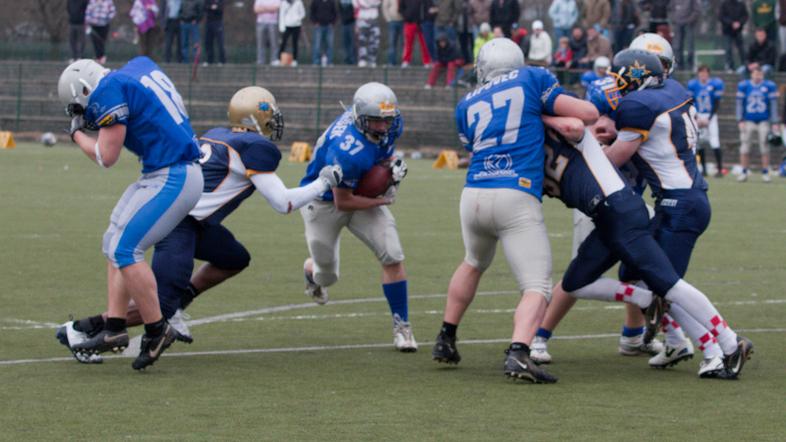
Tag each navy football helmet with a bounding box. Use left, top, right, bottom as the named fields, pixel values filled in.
left=605, top=49, right=665, bottom=110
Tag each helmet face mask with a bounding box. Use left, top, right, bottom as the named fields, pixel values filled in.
left=228, top=86, right=285, bottom=141
left=352, top=82, right=399, bottom=143
left=606, top=49, right=665, bottom=110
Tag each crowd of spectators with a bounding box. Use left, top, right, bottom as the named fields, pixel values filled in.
left=62, top=0, right=786, bottom=79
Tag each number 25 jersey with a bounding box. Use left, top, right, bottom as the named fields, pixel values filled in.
left=84, top=56, right=201, bottom=173
left=455, top=67, right=564, bottom=200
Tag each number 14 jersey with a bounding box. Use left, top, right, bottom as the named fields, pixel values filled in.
left=84, top=56, right=200, bottom=173
left=455, top=67, right=564, bottom=200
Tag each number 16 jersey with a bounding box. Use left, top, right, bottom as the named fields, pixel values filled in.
left=84, top=56, right=201, bottom=173
left=455, top=67, right=564, bottom=200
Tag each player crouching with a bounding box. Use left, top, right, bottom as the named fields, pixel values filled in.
left=298, top=82, right=417, bottom=352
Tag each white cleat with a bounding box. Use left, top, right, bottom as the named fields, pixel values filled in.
left=649, top=339, right=694, bottom=368
left=762, top=172, right=772, bottom=183
left=737, top=172, right=748, bottom=182
left=619, top=335, right=664, bottom=356
left=56, top=321, right=103, bottom=364
left=698, top=355, right=726, bottom=378
left=529, top=336, right=552, bottom=364
left=303, top=258, right=328, bottom=305
left=392, top=314, right=418, bottom=352
left=169, top=309, right=193, bottom=343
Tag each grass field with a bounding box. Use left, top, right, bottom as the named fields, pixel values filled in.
left=1, top=143, right=785, bottom=441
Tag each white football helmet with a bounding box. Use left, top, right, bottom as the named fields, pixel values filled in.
left=475, top=38, right=525, bottom=85
left=593, top=56, right=610, bottom=76
left=58, top=59, right=109, bottom=114
left=352, top=82, right=399, bottom=142
left=630, top=33, right=675, bottom=76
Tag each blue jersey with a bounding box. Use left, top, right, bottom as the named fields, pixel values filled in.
left=300, top=111, right=399, bottom=201
left=191, top=127, right=282, bottom=225
left=585, top=76, right=618, bottom=118
left=84, top=56, right=200, bottom=173
left=580, top=70, right=603, bottom=90
left=456, top=67, right=564, bottom=199
left=736, top=79, right=779, bottom=123
left=614, top=79, right=707, bottom=196
left=686, top=77, right=724, bottom=116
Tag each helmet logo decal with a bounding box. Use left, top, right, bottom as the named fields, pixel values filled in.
left=626, top=61, right=650, bottom=85
left=378, top=101, right=397, bottom=117
left=258, top=102, right=271, bottom=111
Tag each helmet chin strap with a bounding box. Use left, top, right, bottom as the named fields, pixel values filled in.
left=248, top=114, right=264, bottom=135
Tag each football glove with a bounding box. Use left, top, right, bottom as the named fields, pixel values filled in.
left=382, top=182, right=397, bottom=205
left=319, top=164, right=343, bottom=188
left=390, top=157, right=408, bottom=184
left=68, top=115, right=85, bottom=141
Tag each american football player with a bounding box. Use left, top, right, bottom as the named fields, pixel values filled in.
left=58, top=57, right=204, bottom=370
left=431, top=38, right=599, bottom=383
left=736, top=65, right=780, bottom=182
left=58, top=86, right=343, bottom=364
left=298, top=82, right=417, bottom=352
left=687, top=65, right=725, bottom=177
left=580, top=56, right=611, bottom=91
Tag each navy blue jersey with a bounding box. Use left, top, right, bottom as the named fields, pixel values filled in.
left=543, top=131, right=627, bottom=215
left=686, top=77, right=724, bottom=116
left=83, top=56, right=200, bottom=172
left=456, top=67, right=564, bottom=200
left=736, top=79, right=779, bottom=123
left=191, top=127, right=282, bottom=225
left=300, top=111, right=399, bottom=201
left=614, top=79, right=707, bottom=196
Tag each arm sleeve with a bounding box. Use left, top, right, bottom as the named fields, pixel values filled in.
left=769, top=84, right=780, bottom=123
left=250, top=173, right=329, bottom=214
left=539, top=68, right=564, bottom=115
left=326, top=148, right=363, bottom=189
left=614, top=98, right=656, bottom=141
left=86, top=79, right=130, bottom=128
left=736, top=83, right=744, bottom=121
left=239, top=139, right=282, bottom=176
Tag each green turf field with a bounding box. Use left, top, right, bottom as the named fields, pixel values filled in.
left=1, top=143, right=785, bottom=441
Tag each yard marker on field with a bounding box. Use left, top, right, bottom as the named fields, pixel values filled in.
left=0, top=131, right=16, bottom=148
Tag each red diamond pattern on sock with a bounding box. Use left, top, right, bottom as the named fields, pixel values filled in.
left=614, top=285, right=635, bottom=302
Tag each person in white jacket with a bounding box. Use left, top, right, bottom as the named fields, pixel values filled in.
left=548, top=0, right=578, bottom=40
left=528, top=20, right=552, bottom=66
left=355, top=0, right=382, bottom=66
left=278, top=0, right=305, bottom=65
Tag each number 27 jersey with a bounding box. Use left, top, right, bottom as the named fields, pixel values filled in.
left=455, top=67, right=564, bottom=200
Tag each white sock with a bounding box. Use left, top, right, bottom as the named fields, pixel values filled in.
left=660, top=314, right=688, bottom=347
left=571, top=278, right=652, bottom=308
left=664, top=279, right=738, bottom=355
left=668, top=303, right=724, bottom=358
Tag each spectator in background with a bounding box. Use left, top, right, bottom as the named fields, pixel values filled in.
left=720, top=0, right=748, bottom=71
left=752, top=0, right=777, bottom=43
left=553, top=36, right=573, bottom=67
left=179, top=0, right=203, bottom=63
left=581, top=0, right=609, bottom=32
left=568, top=25, right=587, bottom=68
left=67, top=0, right=88, bottom=62
left=670, top=0, right=700, bottom=71
left=456, top=0, right=473, bottom=62
left=425, top=32, right=464, bottom=87
left=203, top=0, right=226, bottom=65
left=162, top=0, right=182, bottom=63
left=580, top=55, right=609, bottom=89
left=355, top=0, right=382, bottom=66
left=278, top=0, right=305, bottom=65
left=339, top=0, right=356, bottom=65
left=473, top=22, right=493, bottom=60
left=310, top=0, right=337, bottom=65
left=383, top=0, right=404, bottom=65
left=580, top=25, right=611, bottom=68
left=131, top=0, right=160, bottom=58
left=400, top=0, right=432, bottom=67
left=608, top=0, right=637, bottom=53
left=527, top=20, right=552, bottom=66
left=548, top=0, right=579, bottom=41
left=736, top=65, right=780, bottom=182
left=423, top=0, right=438, bottom=59
left=435, top=0, right=461, bottom=44
left=85, top=0, right=116, bottom=64
left=641, top=0, right=669, bottom=37
left=469, top=0, right=492, bottom=38
left=489, top=0, right=520, bottom=37
left=779, top=0, right=786, bottom=55
left=741, top=27, right=777, bottom=76
left=255, top=0, right=280, bottom=65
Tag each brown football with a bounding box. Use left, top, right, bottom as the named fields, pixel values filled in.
left=354, top=165, right=393, bottom=198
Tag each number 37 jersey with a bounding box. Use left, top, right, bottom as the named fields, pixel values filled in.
left=84, top=56, right=200, bottom=173
left=455, top=67, right=564, bottom=200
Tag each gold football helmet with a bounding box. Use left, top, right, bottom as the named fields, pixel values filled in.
left=228, top=86, right=284, bottom=140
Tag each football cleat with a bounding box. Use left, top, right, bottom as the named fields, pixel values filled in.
left=71, top=328, right=129, bottom=355
left=643, top=296, right=667, bottom=345
left=698, top=356, right=727, bottom=379
left=55, top=321, right=103, bottom=364
left=722, top=336, right=754, bottom=379
left=131, top=324, right=181, bottom=370
left=169, top=309, right=193, bottom=344
left=619, top=335, right=664, bottom=356
left=303, top=260, right=328, bottom=305
left=762, top=172, right=772, bottom=183
left=392, top=314, right=418, bottom=352
left=432, top=332, right=461, bottom=364
left=737, top=172, right=748, bottom=182
left=648, top=338, right=694, bottom=369
left=503, top=349, right=558, bottom=383
left=529, top=336, right=552, bottom=365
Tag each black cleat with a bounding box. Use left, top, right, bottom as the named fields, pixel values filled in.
left=643, top=296, right=667, bottom=345
left=132, top=324, right=180, bottom=370
left=432, top=333, right=461, bottom=365
left=722, top=336, right=754, bottom=379
left=71, top=329, right=129, bottom=355
left=503, top=349, right=558, bottom=383
left=55, top=321, right=104, bottom=364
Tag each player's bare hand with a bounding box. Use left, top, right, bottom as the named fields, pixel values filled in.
left=390, top=157, right=408, bottom=184
left=319, top=165, right=343, bottom=188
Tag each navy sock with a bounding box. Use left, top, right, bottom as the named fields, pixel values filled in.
left=180, top=283, right=199, bottom=310
left=144, top=318, right=166, bottom=337
left=509, top=342, right=530, bottom=354
left=535, top=328, right=552, bottom=340
left=441, top=322, right=457, bottom=338
left=382, top=280, right=408, bottom=322
left=621, top=325, right=645, bottom=338
left=105, top=317, right=126, bottom=333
